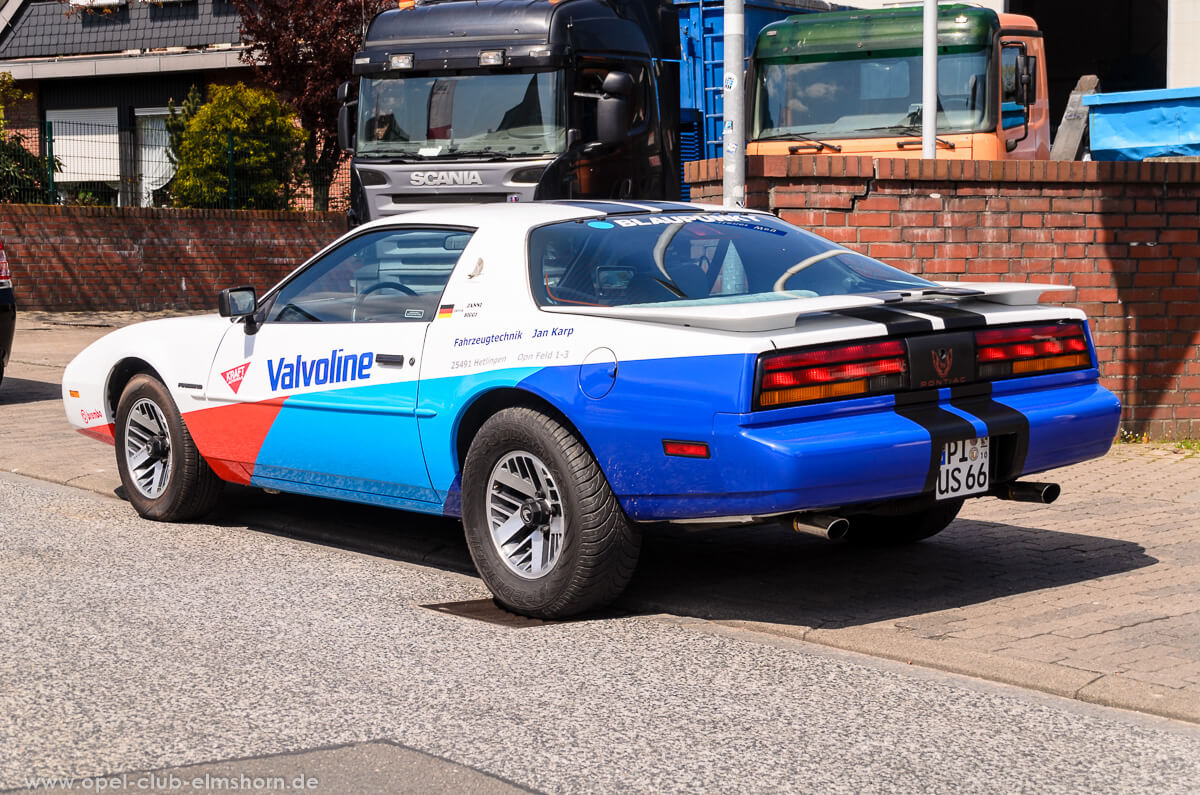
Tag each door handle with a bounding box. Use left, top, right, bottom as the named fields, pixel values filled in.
left=376, top=354, right=406, bottom=367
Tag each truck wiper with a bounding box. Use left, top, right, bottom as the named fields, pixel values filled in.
left=754, top=131, right=842, bottom=153
left=440, top=149, right=513, bottom=161
left=854, top=124, right=956, bottom=150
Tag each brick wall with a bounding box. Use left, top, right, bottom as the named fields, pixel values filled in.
left=1, top=204, right=346, bottom=312
left=686, top=156, right=1200, bottom=440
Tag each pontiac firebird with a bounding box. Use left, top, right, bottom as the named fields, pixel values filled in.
left=62, top=201, right=1120, bottom=617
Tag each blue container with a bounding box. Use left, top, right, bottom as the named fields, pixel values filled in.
left=674, top=1, right=840, bottom=162
left=1082, top=86, right=1200, bottom=161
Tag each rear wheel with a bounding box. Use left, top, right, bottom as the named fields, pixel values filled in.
left=845, top=498, right=964, bottom=545
left=461, top=407, right=640, bottom=619
left=115, top=374, right=222, bottom=521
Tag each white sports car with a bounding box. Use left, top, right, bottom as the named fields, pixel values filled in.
left=63, top=201, right=1120, bottom=617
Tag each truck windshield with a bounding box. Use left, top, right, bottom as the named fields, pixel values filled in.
left=357, top=71, right=565, bottom=157
left=753, top=48, right=992, bottom=140
left=529, top=213, right=937, bottom=308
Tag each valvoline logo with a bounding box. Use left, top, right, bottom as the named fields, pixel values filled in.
left=222, top=362, right=250, bottom=394
left=267, top=349, right=374, bottom=391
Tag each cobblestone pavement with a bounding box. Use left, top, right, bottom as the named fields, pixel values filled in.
left=2, top=311, right=1198, bottom=723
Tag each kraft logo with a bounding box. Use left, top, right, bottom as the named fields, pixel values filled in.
left=267, top=349, right=374, bottom=391
left=222, top=362, right=250, bottom=394
left=409, top=171, right=484, bottom=187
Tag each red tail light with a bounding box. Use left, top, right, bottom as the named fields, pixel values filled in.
left=0, top=244, right=9, bottom=289
left=975, top=322, right=1091, bottom=378
left=757, top=339, right=908, bottom=408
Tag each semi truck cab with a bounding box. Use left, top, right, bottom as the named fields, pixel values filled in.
left=747, top=4, right=1049, bottom=160
left=338, top=0, right=680, bottom=223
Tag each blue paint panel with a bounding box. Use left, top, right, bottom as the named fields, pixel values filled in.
left=247, top=346, right=1119, bottom=526
left=992, top=381, right=1120, bottom=475
left=252, top=380, right=439, bottom=503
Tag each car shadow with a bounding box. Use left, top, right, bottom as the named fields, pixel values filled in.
left=0, top=376, right=62, bottom=405
left=204, top=487, right=1157, bottom=629
left=622, top=518, right=1157, bottom=628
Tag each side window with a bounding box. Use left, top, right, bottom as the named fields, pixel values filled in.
left=1001, top=46, right=1028, bottom=103
left=266, top=228, right=473, bottom=323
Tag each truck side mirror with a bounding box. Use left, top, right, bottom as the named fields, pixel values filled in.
left=597, top=71, right=633, bottom=146
left=337, top=80, right=357, bottom=152
left=1015, top=53, right=1035, bottom=106
left=338, top=104, right=356, bottom=153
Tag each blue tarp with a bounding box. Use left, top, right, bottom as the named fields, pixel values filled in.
left=1083, top=86, right=1200, bottom=161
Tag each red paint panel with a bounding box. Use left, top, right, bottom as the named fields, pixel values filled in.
left=183, top=398, right=286, bottom=485
left=78, top=424, right=115, bottom=445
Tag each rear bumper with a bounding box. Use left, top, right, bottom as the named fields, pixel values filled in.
left=618, top=373, right=1120, bottom=521
left=0, top=292, right=15, bottom=369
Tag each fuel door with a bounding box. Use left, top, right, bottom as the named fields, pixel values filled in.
left=579, top=347, right=618, bottom=399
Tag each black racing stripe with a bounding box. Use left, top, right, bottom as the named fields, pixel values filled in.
left=901, top=302, right=988, bottom=329
left=833, top=306, right=935, bottom=335
left=894, top=390, right=980, bottom=493
left=949, top=384, right=1031, bottom=482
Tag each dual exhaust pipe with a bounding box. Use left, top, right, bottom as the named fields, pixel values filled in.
left=790, top=480, right=1060, bottom=540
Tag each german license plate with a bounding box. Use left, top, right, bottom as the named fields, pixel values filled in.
left=937, top=437, right=990, bottom=500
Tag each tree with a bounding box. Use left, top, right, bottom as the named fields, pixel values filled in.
left=169, top=83, right=306, bottom=210
left=233, top=0, right=391, bottom=210
left=165, top=84, right=204, bottom=168
left=0, top=71, right=57, bottom=203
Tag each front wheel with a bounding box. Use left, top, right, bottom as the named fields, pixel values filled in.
left=115, top=374, right=223, bottom=522
left=461, top=407, right=641, bottom=619
left=845, top=498, right=964, bottom=545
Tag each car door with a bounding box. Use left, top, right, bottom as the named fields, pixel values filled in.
left=204, top=225, right=473, bottom=509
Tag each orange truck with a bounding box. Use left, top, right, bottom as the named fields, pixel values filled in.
left=747, top=3, right=1048, bottom=160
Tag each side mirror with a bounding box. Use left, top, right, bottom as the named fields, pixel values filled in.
left=337, top=81, right=357, bottom=152
left=597, top=71, right=633, bottom=146
left=218, top=286, right=259, bottom=333
left=1015, top=53, right=1035, bottom=106
left=338, top=104, right=356, bottom=153
left=218, top=286, right=256, bottom=318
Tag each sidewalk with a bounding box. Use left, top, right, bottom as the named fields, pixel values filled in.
left=3, top=310, right=1199, bottom=724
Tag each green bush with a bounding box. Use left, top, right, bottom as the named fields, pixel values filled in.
left=170, top=83, right=307, bottom=210
left=0, top=133, right=55, bottom=203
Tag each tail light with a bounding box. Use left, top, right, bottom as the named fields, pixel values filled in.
left=0, top=244, right=9, bottom=289
left=757, top=339, right=908, bottom=408
left=975, top=322, right=1091, bottom=379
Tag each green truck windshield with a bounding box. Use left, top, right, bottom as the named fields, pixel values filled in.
left=357, top=71, right=566, bottom=158
left=752, top=5, right=998, bottom=140
left=754, top=48, right=992, bottom=140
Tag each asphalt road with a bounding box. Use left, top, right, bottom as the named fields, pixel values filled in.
left=3, top=473, right=1199, bottom=794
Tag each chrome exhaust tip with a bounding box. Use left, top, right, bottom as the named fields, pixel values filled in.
left=990, top=481, right=1061, bottom=504
left=793, top=513, right=850, bottom=541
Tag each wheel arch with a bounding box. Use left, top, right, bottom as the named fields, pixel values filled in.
left=105, top=357, right=165, bottom=419
left=453, top=387, right=596, bottom=472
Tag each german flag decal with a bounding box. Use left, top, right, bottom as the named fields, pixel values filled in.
left=437, top=304, right=454, bottom=319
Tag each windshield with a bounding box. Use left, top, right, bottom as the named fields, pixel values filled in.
left=753, top=48, right=992, bottom=140
left=529, top=213, right=937, bottom=308
left=357, top=71, right=565, bottom=158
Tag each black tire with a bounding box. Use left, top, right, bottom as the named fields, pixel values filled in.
left=461, top=407, right=641, bottom=619
left=115, top=374, right=223, bottom=522
left=845, top=498, right=964, bottom=546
